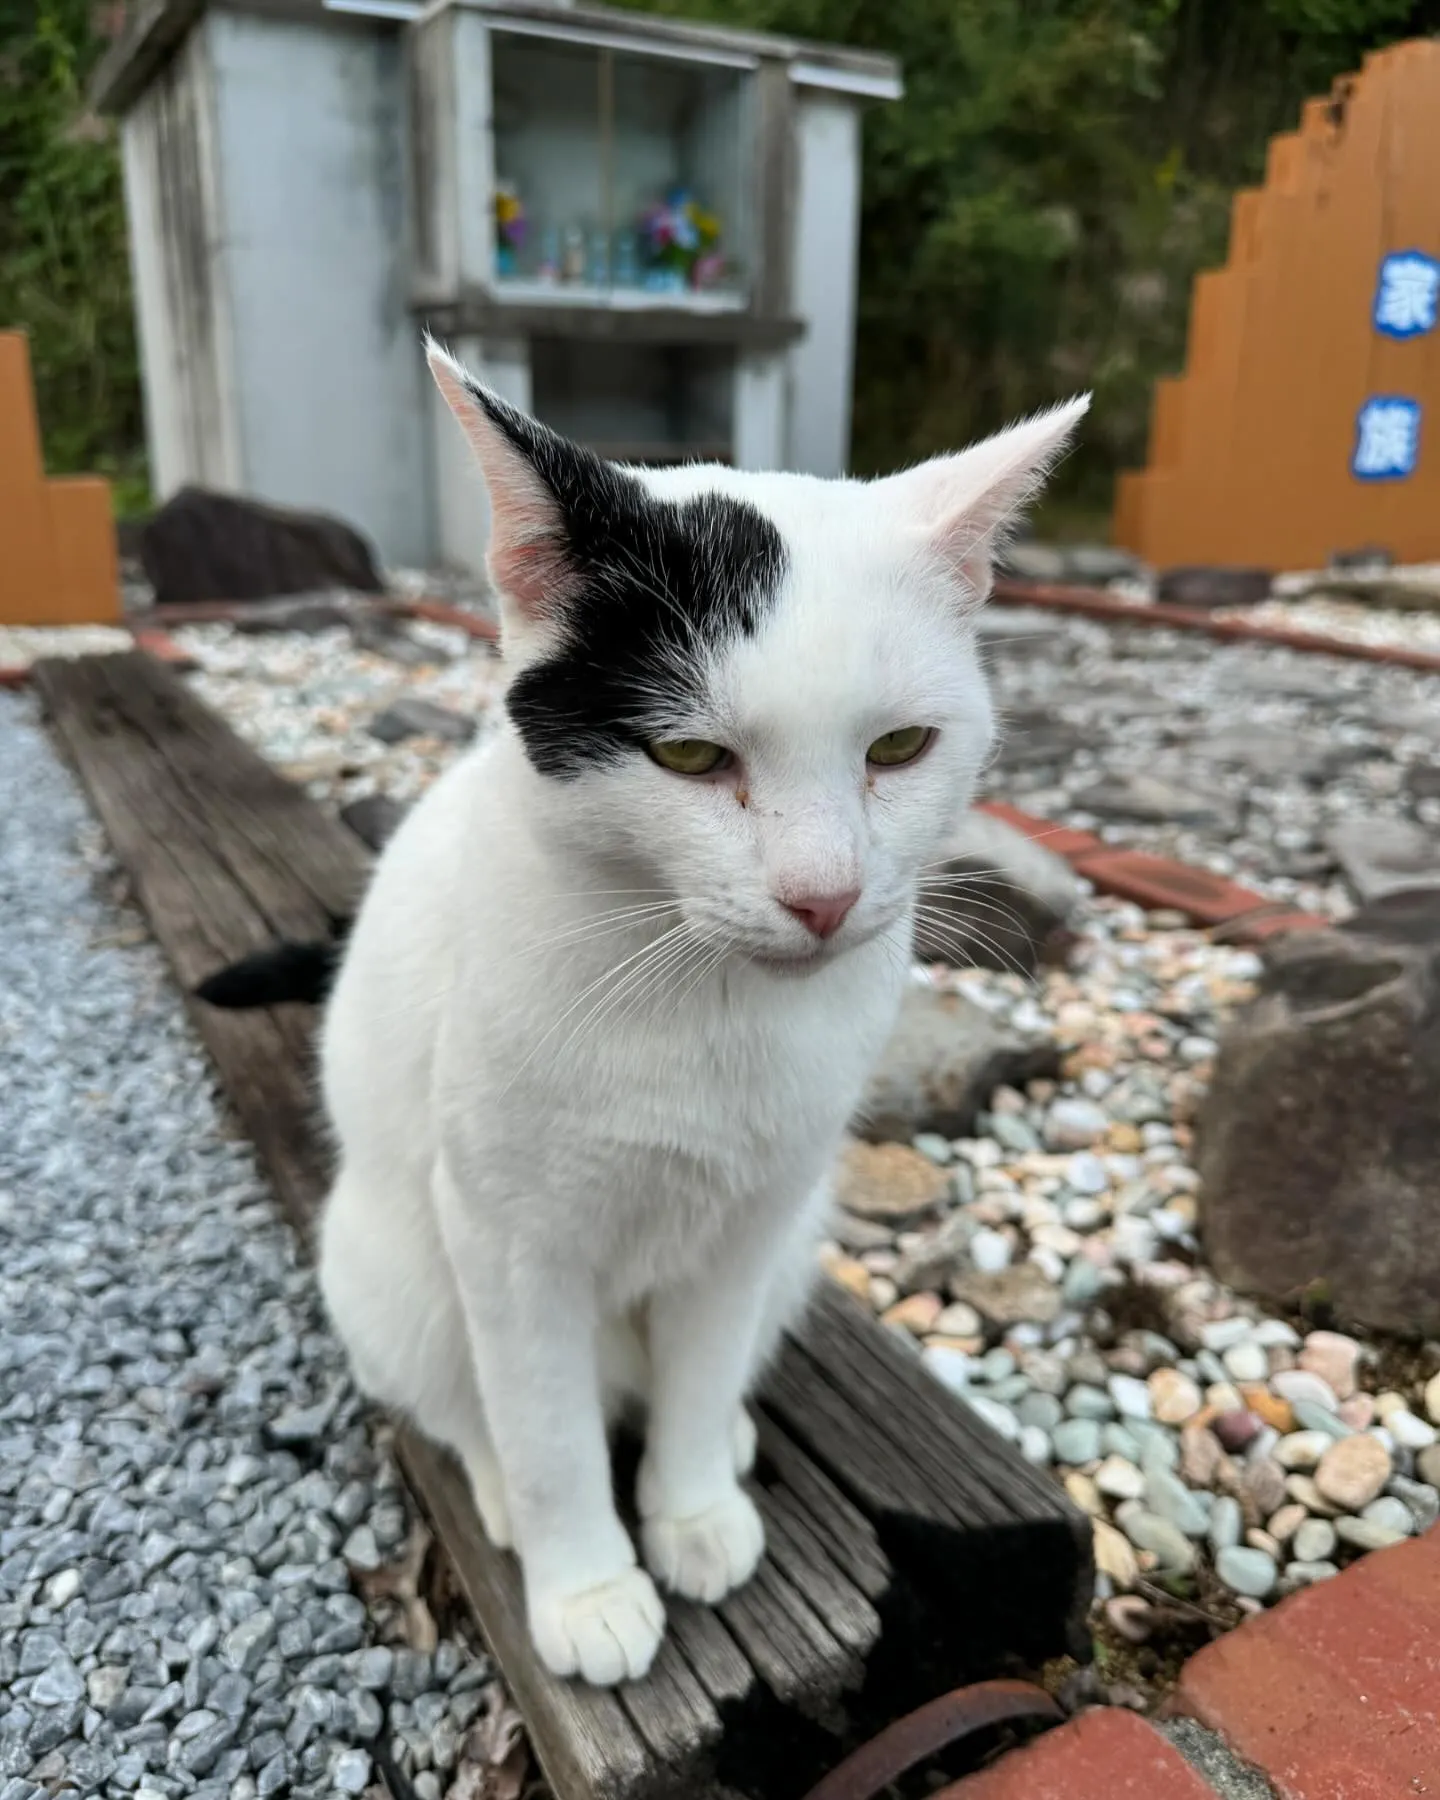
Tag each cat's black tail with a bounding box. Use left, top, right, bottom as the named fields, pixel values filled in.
left=194, top=940, right=343, bottom=1009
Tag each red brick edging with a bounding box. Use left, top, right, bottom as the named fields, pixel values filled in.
left=951, top=1707, right=1213, bottom=1798
left=946, top=1524, right=1440, bottom=1798
left=993, top=578, right=1440, bottom=676
left=975, top=800, right=1329, bottom=943
left=392, top=596, right=500, bottom=641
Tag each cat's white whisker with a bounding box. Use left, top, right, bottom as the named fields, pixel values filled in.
left=499, top=923, right=695, bottom=1096
left=521, top=902, right=683, bottom=960
left=911, top=904, right=1038, bottom=984
left=914, top=889, right=1033, bottom=937
left=562, top=921, right=699, bottom=1048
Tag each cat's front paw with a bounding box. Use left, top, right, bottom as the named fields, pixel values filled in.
left=528, top=1567, right=666, bottom=1687
left=641, top=1487, right=765, bottom=1604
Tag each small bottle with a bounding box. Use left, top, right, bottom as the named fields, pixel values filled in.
left=561, top=226, right=586, bottom=284
left=613, top=230, right=639, bottom=288
left=586, top=229, right=610, bottom=288
left=538, top=226, right=560, bottom=284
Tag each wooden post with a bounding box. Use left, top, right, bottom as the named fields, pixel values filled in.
left=0, top=330, right=121, bottom=626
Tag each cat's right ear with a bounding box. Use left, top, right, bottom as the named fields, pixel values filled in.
left=426, top=338, right=582, bottom=632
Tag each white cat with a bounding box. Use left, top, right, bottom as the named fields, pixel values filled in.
left=316, top=341, right=1087, bottom=1687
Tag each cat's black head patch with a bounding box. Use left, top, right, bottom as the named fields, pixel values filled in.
left=473, top=387, right=787, bottom=779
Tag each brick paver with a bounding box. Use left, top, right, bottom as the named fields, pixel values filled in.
left=948, top=1707, right=1216, bottom=1798
left=1174, top=1528, right=1440, bottom=1798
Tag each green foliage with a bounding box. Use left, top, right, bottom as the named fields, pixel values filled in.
left=0, top=0, right=146, bottom=510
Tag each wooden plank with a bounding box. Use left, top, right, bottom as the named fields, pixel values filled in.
left=754, top=1489, right=880, bottom=1661
left=752, top=1415, right=890, bottom=1602
left=36, top=651, right=1094, bottom=1799
left=664, top=1601, right=755, bottom=1709
left=719, top=1555, right=859, bottom=1714
left=34, top=655, right=334, bottom=1239
left=618, top=1639, right=724, bottom=1773
left=761, top=1349, right=966, bottom=1528
left=802, top=1286, right=1079, bottom=1530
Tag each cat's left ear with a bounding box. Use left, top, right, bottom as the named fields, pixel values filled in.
left=887, top=395, right=1091, bottom=604
left=426, top=337, right=584, bottom=637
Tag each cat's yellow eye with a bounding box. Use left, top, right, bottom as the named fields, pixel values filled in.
left=646, top=738, right=730, bottom=776
left=866, top=726, right=932, bottom=768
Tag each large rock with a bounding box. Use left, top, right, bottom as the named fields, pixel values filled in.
left=1062, top=544, right=1145, bottom=586
left=834, top=1140, right=952, bottom=1224
left=856, top=982, right=1057, bottom=1143
left=1308, top=574, right=1440, bottom=614
left=997, top=541, right=1068, bottom=583
left=141, top=487, right=384, bottom=606
left=997, top=540, right=1143, bottom=588
left=1186, top=728, right=1334, bottom=781
left=228, top=592, right=357, bottom=633
left=991, top=709, right=1090, bottom=771
left=1198, top=916, right=1440, bottom=1334
left=1072, top=772, right=1230, bottom=828
left=366, top=698, right=475, bottom=746
left=1344, top=886, right=1440, bottom=946
left=914, top=809, right=1081, bottom=975
left=339, top=794, right=408, bottom=852
left=1407, top=764, right=1440, bottom=803
left=1156, top=566, right=1274, bottom=609
left=1326, top=818, right=1440, bottom=903
left=950, top=1262, right=1063, bottom=1328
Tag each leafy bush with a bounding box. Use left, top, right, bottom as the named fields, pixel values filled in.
left=0, top=0, right=145, bottom=512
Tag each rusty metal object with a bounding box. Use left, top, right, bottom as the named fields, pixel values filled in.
left=800, top=1679, right=1063, bottom=1800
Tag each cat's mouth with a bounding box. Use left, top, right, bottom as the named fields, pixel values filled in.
left=746, top=945, right=829, bottom=974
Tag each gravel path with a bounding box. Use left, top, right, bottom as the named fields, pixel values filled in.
left=0, top=693, right=522, bottom=1800
left=976, top=611, right=1440, bottom=913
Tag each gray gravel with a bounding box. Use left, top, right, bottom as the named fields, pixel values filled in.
left=977, top=611, right=1440, bottom=913
left=0, top=691, right=497, bottom=1800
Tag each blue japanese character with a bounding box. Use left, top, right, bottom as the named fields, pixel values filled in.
left=1351, top=396, right=1422, bottom=480
left=1373, top=251, right=1440, bottom=339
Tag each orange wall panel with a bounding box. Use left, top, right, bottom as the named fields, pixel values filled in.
left=1113, top=42, right=1440, bottom=570
left=0, top=330, right=120, bottom=625
left=0, top=332, right=60, bottom=625
left=47, top=479, right=122, bottom=627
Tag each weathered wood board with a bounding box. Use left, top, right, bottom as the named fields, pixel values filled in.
left=34, top=651, right=1092, bottom=1800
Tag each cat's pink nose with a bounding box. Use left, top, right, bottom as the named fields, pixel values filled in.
left=780, top=888, right=861, bottom=939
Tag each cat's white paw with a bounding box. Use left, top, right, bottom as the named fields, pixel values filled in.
left=642, top=1487, right=765, bottom=1604
left=463, top=1452, right=513, bottom=1551
left=529, top=1567, right=666, bottom=1687
left=732, top=1407, right=758, bottom=1478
